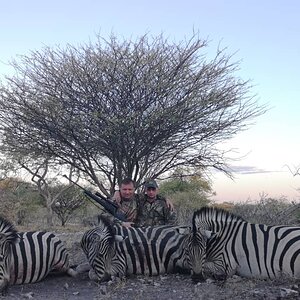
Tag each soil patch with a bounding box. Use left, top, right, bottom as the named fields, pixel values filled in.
left=2, top=272, right=300, bottom=300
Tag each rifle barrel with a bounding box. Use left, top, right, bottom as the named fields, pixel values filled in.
left=63, top=175, right=127, bottom=222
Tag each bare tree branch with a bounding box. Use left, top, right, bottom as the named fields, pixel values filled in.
left=0, top=32, right=267, bottom=195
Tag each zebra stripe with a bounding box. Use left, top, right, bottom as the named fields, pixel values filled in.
left=0, top=216, right=19, bottom=293
left=10, top=231, right=75, bottom=285
left=80, top=215, right=212, bottom=282
left=114, top=225, right=188, bottom=275
left=0, top=216, right=76, bottom=292
left=193, top=207, right=300, bottom=279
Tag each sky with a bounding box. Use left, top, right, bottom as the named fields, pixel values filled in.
left=0, top=0, right=299, bottom=203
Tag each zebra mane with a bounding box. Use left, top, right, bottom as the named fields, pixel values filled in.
left=192, top=207, right=244, bottom=232
left=0, top=215, right=18, bottom=243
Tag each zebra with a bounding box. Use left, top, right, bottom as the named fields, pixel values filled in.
left=193, top=207, right=300, bottom=280
left=0, top=217, right=19, bottom=293
left=80, top=215, right=212, bottom=282
left=0, top=216, right=76, bottom=293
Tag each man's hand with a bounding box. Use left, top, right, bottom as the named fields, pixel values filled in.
left=113, top=190, right=121, bottom=204
left=166, top=197, right=175, bottom=211
left=122, top=222, right=135, bottom=228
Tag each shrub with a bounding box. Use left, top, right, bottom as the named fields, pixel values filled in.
left=231, top=194, right=300, bottom=225
left=159, top=174, right=213, bottom=224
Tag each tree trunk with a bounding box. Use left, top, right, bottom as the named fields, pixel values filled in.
left=46, top=204, right=54, bottom=227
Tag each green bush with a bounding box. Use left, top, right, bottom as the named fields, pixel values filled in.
left=159, top=174, right=213, bottom=224
left=0, top=178, right=43, bottom=224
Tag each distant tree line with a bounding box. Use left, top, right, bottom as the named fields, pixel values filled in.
left=0, top=173, right=214, bottom=227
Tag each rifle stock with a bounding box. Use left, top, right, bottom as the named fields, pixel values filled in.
left=63, top=176, right=127, bottom=222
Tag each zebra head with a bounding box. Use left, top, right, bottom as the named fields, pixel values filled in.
left=0, top=217, right=19, bottom=294
left=192, top=207, right=244, bottom=281
left=181, top=213, right=214, bottom=283
left=81, top=216, right=124, bottom=282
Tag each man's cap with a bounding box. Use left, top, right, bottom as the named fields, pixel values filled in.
left=144, top=180, right=158, bottom=189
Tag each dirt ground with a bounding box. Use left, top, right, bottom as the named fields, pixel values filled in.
left=1, top=233, right=300, bottom=300
left=2, top=271, right=300, bottom=300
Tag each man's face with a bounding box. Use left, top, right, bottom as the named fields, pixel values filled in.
left=120, top=183, right=135, bottom=200
left=146, top=187, right=158, bottom=200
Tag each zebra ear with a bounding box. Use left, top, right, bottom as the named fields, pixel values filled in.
left=114, top=235, right=126, bottom=242
left=0, top=232, right=20, bottom=244
left=0, top=233, right=6, bottom=242
left=15, top=233, right=21, bottom=243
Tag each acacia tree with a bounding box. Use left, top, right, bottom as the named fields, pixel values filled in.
left=0, top=33, right=266, bottom=196
left=51, top=184, right=85, bottom=226
left=18, top=157, right=81, bottom=226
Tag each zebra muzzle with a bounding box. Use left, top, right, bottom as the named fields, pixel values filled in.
left=99, top=272, right=112, bottom=283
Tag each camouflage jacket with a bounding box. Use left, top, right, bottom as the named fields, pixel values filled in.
left=102, top=194, right=140, bottom=224
left=135, top=195, right=177, bottom=227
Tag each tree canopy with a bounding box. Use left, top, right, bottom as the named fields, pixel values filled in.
left=0, top=33, right=266, bottom=195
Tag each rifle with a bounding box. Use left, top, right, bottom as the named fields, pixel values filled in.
left=63, top=175, right=127, bottom=222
